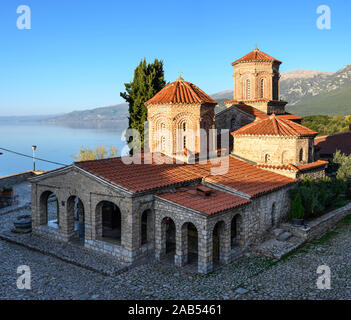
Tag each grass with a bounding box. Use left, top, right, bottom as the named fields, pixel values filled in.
left=313, top=230, right=339, bottom=245
left=343, top=214, right=351, bottom=226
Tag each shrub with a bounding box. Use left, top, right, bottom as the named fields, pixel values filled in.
left=290, top=193, right=304, bottom=219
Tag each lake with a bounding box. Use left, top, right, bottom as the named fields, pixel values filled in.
left=0, top=122, right=127, bottom=177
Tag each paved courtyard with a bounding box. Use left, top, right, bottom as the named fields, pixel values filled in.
left=1, top=210, right=351, bottom=300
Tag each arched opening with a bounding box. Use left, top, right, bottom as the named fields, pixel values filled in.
left=246, top=79, right=251, bottom=99
left=213, top=221, right=225, bottom=264
left=260, top=78, right=265, bottom=98
left=162, top=217, right=176, bottom=255
left=271, top=203, right=276, bottom=228
left=265, top=153, right=271, bottom=163
left=230, top=117, right=236, bottom=131
left=67, top=196, right=85, bottom=241
left=231, top=214, right=242, bottom=249
left=160, top=136, right=166, bottom=151
left=299, top=148, right=303, bottom=162
left=39, top=191, right=59, bottom=228
left=182, top=222, right=198, bottom=266
left=141, top=209, right=153, bottom=246
left=97, top=201, right=121, bottom=244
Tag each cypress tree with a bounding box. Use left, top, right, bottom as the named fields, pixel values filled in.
left=120, top=59, right=166, bottom=153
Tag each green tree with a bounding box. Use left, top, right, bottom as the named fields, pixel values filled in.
left=120, top=58, right=166, bottom=153
left=333, top=150, right=351, bottom=182
left=290, top=192, right=304, bottom=219
left=73, top=145, right=119, bottom=162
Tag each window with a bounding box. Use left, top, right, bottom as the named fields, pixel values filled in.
left=160, top=123, right=166, bottom=130
left=260, top=79, right=264, bottom=98
left=161, top=136, right=166, bottom=150
left=183, top=122, right=187, bottom=132
left=231, top=117, right=236, bottom=131
left=183, top=136, right=187, bottom=149
left=246, top=79, right=251, bottom=99
left=265, top=153, right=271, bottom=163
left=299, top=148, right=303, bottom=162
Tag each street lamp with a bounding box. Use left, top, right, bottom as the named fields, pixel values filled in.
left=32, top=145, right=37, bottom=171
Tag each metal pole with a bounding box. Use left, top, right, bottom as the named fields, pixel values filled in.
left=32, top=145, right=37, bottom=171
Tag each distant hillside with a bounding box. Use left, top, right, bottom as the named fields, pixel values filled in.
left=286, top=65, right=351, bottom=117
left=44, top=103, right=129, bottom=130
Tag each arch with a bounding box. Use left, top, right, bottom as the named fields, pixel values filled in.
left=230, top=117, right=236, bottom=131
left=39, top=190, right=59, bottom=228
left=299, top=148, right=303, bottom=162
left=67, top=195, right=85, bottom=241
left=231, top=214, right=242, bottom=248
left=246, top=79, right=251, bottom=99
left=96, top=201, right=121, bottom=244
left=181, top=222, right=198, bottom=266
left=162, top=217, right=176, bottom=258
left=213, top=221, right=226, bottom=264
left=141, top=209, right=153, bottom=246
left=260, top=78, right=265, bottom=99
left=160, top=136, right=166, bottom=151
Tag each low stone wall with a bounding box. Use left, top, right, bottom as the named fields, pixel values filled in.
left=0, top=170, right=45, bottom=189
left=32, top=225, right=74, bottom=242
left=282, top=202, right=351, bottom=242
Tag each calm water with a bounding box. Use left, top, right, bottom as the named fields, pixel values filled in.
left=0, top=122, right=127, bottom=177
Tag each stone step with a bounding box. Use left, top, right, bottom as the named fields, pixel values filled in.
left=278, top=231, right=293, bottom=241
left=272, top=228, right=284, bottom=238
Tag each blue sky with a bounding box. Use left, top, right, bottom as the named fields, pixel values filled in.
left=0, top=0, right=350, bottom=116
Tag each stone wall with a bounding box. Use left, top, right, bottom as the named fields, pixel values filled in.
left=232, top=135, right=312, bottom=166
left=0, top=170, right=44, bottom=189
left=215, top=105, right=255, bottom=132
left=282, top=202, right=351, bottom=242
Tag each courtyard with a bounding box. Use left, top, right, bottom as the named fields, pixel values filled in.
left=1, top=206, right=351, bottom=300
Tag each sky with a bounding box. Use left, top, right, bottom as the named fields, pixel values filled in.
left=0, top=0, right=350, bottom=116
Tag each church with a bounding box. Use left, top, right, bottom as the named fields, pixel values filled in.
left=30, top=48, right=328, bottom=273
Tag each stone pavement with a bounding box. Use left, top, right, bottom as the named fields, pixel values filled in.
left=1, top=214, right=351, bottom=299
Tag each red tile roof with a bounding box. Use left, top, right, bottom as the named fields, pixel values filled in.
left=315, top=132, right=351, bottom=156
left=222, top=103, right=269, bottom=120
left=256, top=160, right=328, bottom=172
left=145, top=76, right=217, bottom=105
left=232, top=48, right=282, bottom=66
left=75, top=153, right=203, bottom=193
left=277, top=113, right=303, bottom=121
left=74, top=153, right=295, bottom=197
left=232, top=114, right=317, bottom=137
left=192, top=156, right=296, bottom=197
left=295, top=160, right=328, bottom=172
left=158, top=185, right=250, bottom=215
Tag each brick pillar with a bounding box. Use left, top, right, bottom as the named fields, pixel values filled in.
left=174, top=225, right=188, bottom=267
left=198, top=229, right=213, bottom=274
left=59, top=198, right=75, bottom=241
left=219, top=224, right=231, bottom=264
left=155, top=219, right=166, bottom=261
left=31, top=183, right=42, bottom=226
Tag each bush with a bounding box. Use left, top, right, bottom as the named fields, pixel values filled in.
left=290, top=193, right=304, bottom=219
left=289, top=177, right=349, bottom=220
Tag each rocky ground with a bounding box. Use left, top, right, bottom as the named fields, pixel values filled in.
left=1, top=211, right=351, bottom=300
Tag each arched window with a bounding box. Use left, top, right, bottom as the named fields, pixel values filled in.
left=260, top=79, right=264, bottom=98
left=299, top=148, right=303, bottom=162
left=183, top=136, right=187, bottom=149
left=246, top=79, right=251, bottom=99
left=183, top=122, right=187, bottom=132
left=161, top=136, right=166, bottom=150
left=265, top=153, right=271, bottom=163
left=231, top=117, right=236, bottom=131
left=160, top=123, right=166, bottom=130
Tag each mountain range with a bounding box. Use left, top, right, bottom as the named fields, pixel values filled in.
left=40, top=64, right=351, bottom=127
